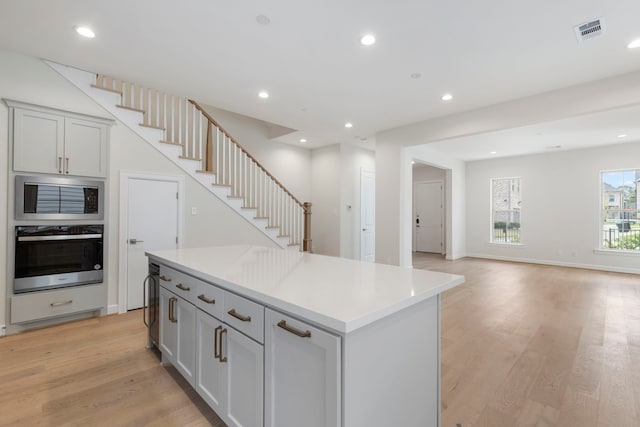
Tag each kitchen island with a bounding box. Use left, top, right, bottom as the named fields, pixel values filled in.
left=147, top=245, right=464, bottom=427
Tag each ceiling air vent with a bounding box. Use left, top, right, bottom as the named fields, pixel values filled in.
left=574, top=18, right=605, bottom=42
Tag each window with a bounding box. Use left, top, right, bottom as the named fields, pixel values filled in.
left=601, top=169, right=639, bottom=251
left=491, top=177, right=521, bottom=244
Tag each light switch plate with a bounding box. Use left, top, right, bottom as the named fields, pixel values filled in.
left=191, top=207, right=198, bottom=215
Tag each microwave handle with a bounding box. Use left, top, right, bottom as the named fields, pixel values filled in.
left=17, top=234, right=103, bottom=242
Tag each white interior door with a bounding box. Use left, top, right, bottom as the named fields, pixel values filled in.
left=126, top=177, right=179, bottom=310
left=360, top=170, right=375, bottom=262
left=414, top=181, right=444, bottom=254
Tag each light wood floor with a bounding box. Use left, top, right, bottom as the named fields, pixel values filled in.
left=414, top=253, right=640, bottom=427
left=1, top=255, right=639, bottom=426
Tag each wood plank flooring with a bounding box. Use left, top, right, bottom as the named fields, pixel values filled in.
left=413, top=253, right=640, bottom=427
left=0, top=255, right=638, bottom=426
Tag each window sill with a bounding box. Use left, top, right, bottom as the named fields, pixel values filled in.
left=593, top=249, right=640, bottom=257
left=488, top=242, right=525, bottom=248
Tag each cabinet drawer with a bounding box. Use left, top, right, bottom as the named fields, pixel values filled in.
left=224, top=292, right=264, bottom=343
left=11, top=284, right=104, bottom=324
left=193, top=281, right=225, bottom=321
left=159, top=265, right=197, bottom=305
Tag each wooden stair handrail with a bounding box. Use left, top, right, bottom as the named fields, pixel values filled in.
left=190, top=100, right=306, bottom=210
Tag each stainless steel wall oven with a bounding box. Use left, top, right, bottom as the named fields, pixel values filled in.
left=14, top=225, right=104, bottom=293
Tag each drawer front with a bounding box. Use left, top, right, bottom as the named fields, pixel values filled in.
left=159, top=265, right=197, bottom=305
left=11, top=284, right=104, bottom=324
left=193, top=281, right=224, bottom=321
left=224, top=291, right=264, bottom=343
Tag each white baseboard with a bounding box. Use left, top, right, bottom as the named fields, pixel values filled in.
left=107, top=304, right=120, bottom=315
left=465, top=252, right=640, bottom=275
left=0, top=325, right=5, bottom=336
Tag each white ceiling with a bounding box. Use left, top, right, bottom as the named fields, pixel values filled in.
left=1, top=0, right=639, bottom=153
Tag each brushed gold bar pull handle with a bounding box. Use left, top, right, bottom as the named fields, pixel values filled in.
left=214, top=325, right=222, bottom=360
left=198, top=294, right=215, bottom=304
left=219, top=328, right=228, bottom=363
left=169, top=297, right=177, bottom=323
left=277, top=320, right=311, bottom=338
left=65, top=157, right=69, bottom=174
left=50, top=300, right=72, bottom=307
left=159, top=275, right=172, bottom=282
left=57, top=156, right=63, bottom=174
left=176, top=283, right=191, bottom=291
left=228, top=309, right=251, bottom=322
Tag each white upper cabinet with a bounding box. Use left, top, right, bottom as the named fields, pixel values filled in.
left=6, top=100, right=114, bottom=178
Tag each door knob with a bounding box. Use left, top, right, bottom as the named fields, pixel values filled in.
left=129, top=238, right=144, bottom=244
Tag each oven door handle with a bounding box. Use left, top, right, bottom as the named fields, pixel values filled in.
left=17, top=234, right=103, bottom=242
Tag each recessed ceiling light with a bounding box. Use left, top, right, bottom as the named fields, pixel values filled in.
left=360, top=34, right=376, bottom=46
left=618, top=134, right=628, bottom=138
left=411, top=161, right=416, bottom=164
left=258, top=91, right=269, bottom=99
left=627, top=39, right=640, bottom=49
left=74, top=26, right=95, bottom=38
left=441, top=93, right=453, bottom=101
left=490, top=151, right=497, bottom=155
left=256, top=14, right=271, bottom=26
left=345, top=122, right=353, bottom=128
left=300, top=138, right=307, bottom=143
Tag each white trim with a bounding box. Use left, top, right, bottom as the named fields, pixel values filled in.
left=107, top=304, right=120, bottom=315
left=118, top=171, right=185, bottom=314
left=466, top=252, right=640, bottom=275
left=487, top=242, right=525, bottom=248
left=593, top=248, right=640, bottom=257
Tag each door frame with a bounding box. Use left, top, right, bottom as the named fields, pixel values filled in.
left=118, top=171, right=185, bottom=313
left=360, top=169, right=375, bottom=262
left=413, top=179, right=445, bottom=254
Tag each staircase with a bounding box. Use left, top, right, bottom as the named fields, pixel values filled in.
left=47, top=62, right=311, bottom=251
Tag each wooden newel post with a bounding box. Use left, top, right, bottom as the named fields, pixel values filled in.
left=303, top=202, right=312, bottom=252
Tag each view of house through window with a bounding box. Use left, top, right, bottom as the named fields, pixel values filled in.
left=601, top=169, right=639, bottom=251
left=491, top=177, right=522, bottom=244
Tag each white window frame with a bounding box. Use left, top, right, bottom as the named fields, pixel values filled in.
left=489, top=176, right=522, bottom=245
left=598, top=168, right=639, bottom=253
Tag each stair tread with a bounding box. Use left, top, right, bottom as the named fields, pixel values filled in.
left=211, top=183, right=232, bottom=188
left=179, top=155, right=201, bottom=161
left=159, top=140, right=183, bottom=146
left=195, top=170, right=216, bottom=174
left=90, top=84, right=122, bottom=95
left=116, top=104, right=146, bottom=114
left=227, top=196, right=244, bottom=199
left=254, top=216, right=269, bottom=220
left=241, top=206, right=258, bottom=209
left=266, top=226, right=280, bottom=229
left=139, top=122, right=165, bottom=130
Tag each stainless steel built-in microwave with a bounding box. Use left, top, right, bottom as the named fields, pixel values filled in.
left=15, top=175, right=104, bottom=221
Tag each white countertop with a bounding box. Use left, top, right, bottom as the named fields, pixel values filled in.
left=147, top=245, right=464, bottom=334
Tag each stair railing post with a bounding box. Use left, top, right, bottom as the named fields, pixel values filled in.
left=303, top=202, right=312, bottom=252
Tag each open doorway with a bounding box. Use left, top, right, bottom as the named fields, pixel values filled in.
left=412, top=163, right=446, bottom=256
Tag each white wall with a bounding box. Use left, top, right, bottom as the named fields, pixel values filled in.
left=339, top=144, right=376, bottom=260
left=0, top=49, right=277, bottom=329
left=310, top=144, right=375, bottom=258
left=413, top=164, right=446, bottom=182
left=202, top=105, right=311, bottom=202
left=311, top=145, right=341, bottom=256
left=466, top=142, right=640, bottom=273
left=375, top=70, right=640, bottom=267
